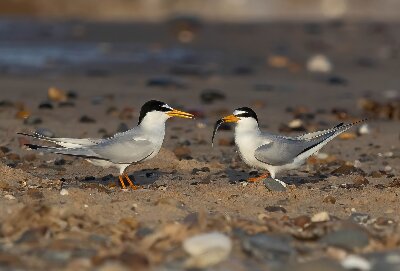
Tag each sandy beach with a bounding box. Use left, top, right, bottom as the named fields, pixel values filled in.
left=0, top=20, right=399, bottom=270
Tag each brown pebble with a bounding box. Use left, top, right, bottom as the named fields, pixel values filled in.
left=370, top=171, right=383, bottom=178
left=338, top=132, right=357, bottom=140
left=353, top=176, right=369, bottom=186
left=173, top=146, right=191, bottom=159
left=15, top=110, right=30, bottom=119
left=48, top=87, right=67, bottom=102
left=293, top=215, right=311, bottom=228
left=218, top=138, right=234, bottom=146
left=375, top=217, right=391, bottom=226
left=323, top=195, right=336, bottom=204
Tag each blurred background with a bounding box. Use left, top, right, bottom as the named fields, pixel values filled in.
left=1, top=0, right=400, bottom=21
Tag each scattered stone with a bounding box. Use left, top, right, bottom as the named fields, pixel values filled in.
left=200, top=89, right=225, bottom=104
left=146, top=76, right=186, bottom=89
left=268, top=55, right=290, bottom=68
left=323, top=195, right=336, bottom=204
left=307, top=54, right=333, bottom=73
left=349, top=213, right=370, bottom=225
left=282, top=259, right=346, bottom=271
left=263, top=179, right=287, bottom=191
left=79, top=115, right=96, bottom=123
left=331, top=164, right=364, bottom=176
left=242, top=233, right=294, bottom=261
left=48, top=87, right=67, bottom=102
left=353, top=176, right=369, bottom=187
left=327, top=75, right=348, bottom=86
left=173, top=146, right=192, bottom=160
left=370, top=171, right=383, bottom=178
left=311, top=211, right=330, bottom=222
left=321, top=228, right=370, bottom=250
left=218, top=138, right=234, bottom=146
left=338, top=132, right=357, bottom=140
left=4, top=194, right=16, bottom=200
left=265, top=206, right=287, bottom=213
left=38, top=102, right=54, bottom=109
left=183, top=232, right=232, bottom=268
left=60, top=189, right=69, bottom=196
left=293, top=215, right=311, bottom=228
left=15, top=110, right=30, bottom=119
left=358, top=124, right=371, bottom=135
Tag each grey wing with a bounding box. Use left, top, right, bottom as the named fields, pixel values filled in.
left=90, top=137, right=155, bottom=164
left=254, top=138, right=316, bottom=166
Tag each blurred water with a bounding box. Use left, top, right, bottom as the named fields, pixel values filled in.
left=0, top=41, right=198, bottom=73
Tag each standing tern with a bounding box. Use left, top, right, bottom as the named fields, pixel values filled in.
left=212, top=107, right=365, bottom=187
left=19, top=100, right=194, bottom=189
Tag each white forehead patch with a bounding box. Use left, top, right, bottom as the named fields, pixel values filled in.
left=162, top=104, right=173, bottom=110
left=233, top=110, right=246, bottom=115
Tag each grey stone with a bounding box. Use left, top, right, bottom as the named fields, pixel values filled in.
left=263, top=178, right=286, bottom=191
left=280, top=259, right=346, bottom=271
left=242, top=233, right=295, bottom=262
left=321, top=228, right=370, bottom=250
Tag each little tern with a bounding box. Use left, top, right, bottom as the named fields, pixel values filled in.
left=212, top=107, right=365, bottom=187
left=19, top=100, right=194, bottom=189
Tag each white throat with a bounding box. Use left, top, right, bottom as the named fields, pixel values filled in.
left=138, top=111, right=169, bottom=139
left=235, top=117, right=260, bottom=134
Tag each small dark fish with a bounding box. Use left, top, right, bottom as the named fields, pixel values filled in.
left=211, top=119, right=224, bottom=147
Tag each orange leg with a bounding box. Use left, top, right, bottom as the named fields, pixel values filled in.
left=124, top=173, right=140, bottom=190
left=247, top=173, right=270, bottom=183
left=119, top=175, right=127, bottom=189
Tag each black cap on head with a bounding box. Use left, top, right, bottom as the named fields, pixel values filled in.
left=138, top=100, right=172, bottom=124
left=234, top=107, right=258, bottom=122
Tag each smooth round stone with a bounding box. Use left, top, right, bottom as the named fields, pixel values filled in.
left=183, top=232, right=232, bottom=268
left=321, top=228, right=370, bottom=250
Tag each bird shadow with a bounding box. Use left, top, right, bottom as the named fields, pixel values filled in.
left=78, top=169, right=162, bottom=188
left=226, top=169, right=328, bottom=186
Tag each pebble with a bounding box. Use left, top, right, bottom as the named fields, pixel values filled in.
left=263, top=179, right=287, bottom=191
left=327, top=75, right=348, bottom=86
left=311, top=211, right=330, bottom=222
left=79, top=116, right=96, bottom=123
left=341, top=255, right=371, bottom=271
left=38, top=102, right=54, bottom=109
left=183, top=232, right=232, bottom=268
left=358, top=124, right=371, bottom=135
left=173, top=146, right=192, bottom=160
left=331, top=164, right=364, bottom=176
left=4, top=194, right=16, bottom=200
left=60, top=189, right=69, bottom=196
left=307, top=54, right=333, bottom=73
left=323, top=195, right=336, bottom=204
left=349, top=213, right=371, bottom=225
left=242, top=233, right=294, bottom=261
left=338, top=132, right=357, bottom=140
left=200, top=89, right=225, bottom=104
left=146, top=76, right=186, bottom=89
left=48, top=87, right=67, bottom=102
left=265, top=206, right=287, bottom=213
left=353, top=176, right=369, bottom=187
left=322, top=228, right=370, bottom=250
left=293, top=215, right=311, bottom=228
left=282, top=259, right=346, bottom=271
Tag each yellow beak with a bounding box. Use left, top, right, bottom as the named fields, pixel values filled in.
left=222, top=114, right=240, bottom=123
left=167, top=109, right=194, bottom=119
